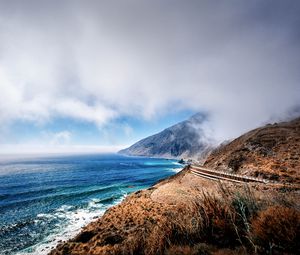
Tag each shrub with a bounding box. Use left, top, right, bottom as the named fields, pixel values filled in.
left=166, top=243, right=211, bottom=255
left=199, top=192, right=238, bottom=247
left=165, top=245, right=197, bottom=255
left=251, top=205, right=300, bottom=253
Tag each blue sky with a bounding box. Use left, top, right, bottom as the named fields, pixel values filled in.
left=0, top=109, right=196, bottom=153
left=0, top=1, right=299, bottom=153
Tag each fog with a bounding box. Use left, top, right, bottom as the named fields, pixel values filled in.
left=0, top=0, right=299, bottom=143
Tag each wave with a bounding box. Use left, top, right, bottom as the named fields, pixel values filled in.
left=15, top=194, right=127, bottom=255
left=0, top=187, right=60, bottom=201
left=0, top=185, right=119, bottom=210
left=0, top=219, right=35, bottom=235
left=168, top=167, right=183, bottom=173
left=172, top=162, right=183, bottom=166
left=0, top=154, right=177, bottom=254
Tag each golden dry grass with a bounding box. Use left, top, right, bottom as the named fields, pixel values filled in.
left=50, top=168, right=299, bottom=255
left=204, top=118, right=300, bottom=184
left=251, top=205, right=300, bottom=253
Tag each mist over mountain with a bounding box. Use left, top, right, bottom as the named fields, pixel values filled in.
left=119, top=113, right=214, bottom=159
left=204, top=117, right=300, bottom=183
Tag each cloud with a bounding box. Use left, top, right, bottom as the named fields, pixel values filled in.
left=0, top=129, right=125, bottom=154
left=0, top=0, right=299, bottom=142
left=53, top=100, right=117, bottom=127
left=49, top=131, right=72, bottom=145
left=0, top=144, right=123, bottom=155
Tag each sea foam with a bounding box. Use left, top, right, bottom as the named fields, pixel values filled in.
left=16, top=195, right=127, bottom=255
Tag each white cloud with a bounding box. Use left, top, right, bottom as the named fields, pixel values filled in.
left=49, top=131, right=72, bottom=145
left=53, top=99, right=117, bottom=127
left=0, top=1, right=299, bottom=142
left=0, top=144, right=123, bottom=155
left=123, top=123, right=133, bottom=137
left=0, top=128, right=126, bottom=154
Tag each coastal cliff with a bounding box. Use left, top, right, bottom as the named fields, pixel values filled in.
left=50, top=118, right=300, bottom=255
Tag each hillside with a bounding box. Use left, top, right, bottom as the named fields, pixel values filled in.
left=204, top=117, right=300, bottom=184
left=119, top=113, right=213, bottom=159
left=50, top=117, right=300, bottom=255
left=50, top=166, right=299, bottom=255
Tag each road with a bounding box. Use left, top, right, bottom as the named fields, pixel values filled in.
left=190, top=165, right=269, bottom=184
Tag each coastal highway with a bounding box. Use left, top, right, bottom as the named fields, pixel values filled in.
left=190, top=165, right=269, bottom=184
left=190, top=165, right=300, bottom=189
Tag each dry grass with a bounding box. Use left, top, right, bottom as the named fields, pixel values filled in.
left=50, top=118, right=300, bottom=254
left=166, top=243, right=211, bottom=255
left=204, top=118, right=300, bottom=184
left=251, top=205, right=300, bottom=253
left=50, top=179, right=299, bottom=255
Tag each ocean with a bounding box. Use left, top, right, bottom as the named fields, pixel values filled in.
left=0, top=154, right=182, bottom=255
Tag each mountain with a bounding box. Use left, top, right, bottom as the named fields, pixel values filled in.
left=119, top=113, right=213, bottom=159
left=204, top=117, right=300, bottom=183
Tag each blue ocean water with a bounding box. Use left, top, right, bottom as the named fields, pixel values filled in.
left=0, top=154, right=182, bottom=255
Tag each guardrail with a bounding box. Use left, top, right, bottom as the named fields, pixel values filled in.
left=189, top=165, right=300, bottom=189
left=190, top=165, right=268, bottom=184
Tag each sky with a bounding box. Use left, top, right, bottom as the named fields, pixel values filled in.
left=0, top=0, right=299, bottom=154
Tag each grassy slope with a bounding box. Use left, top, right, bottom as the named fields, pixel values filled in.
left=50, top=166, right=299, bottom=255
left=50, top=118, right=300, bottom=255
left=204, top=118, right=300, bottom=184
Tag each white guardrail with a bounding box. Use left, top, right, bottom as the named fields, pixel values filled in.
left=190, top=165, right=269, bottom=184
